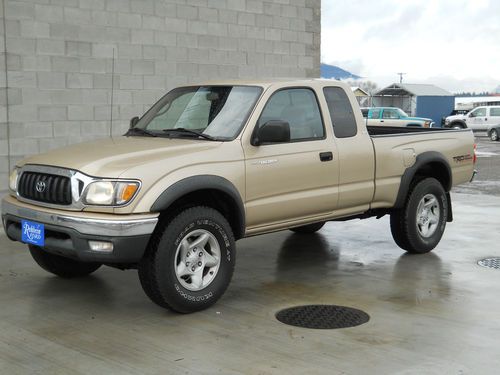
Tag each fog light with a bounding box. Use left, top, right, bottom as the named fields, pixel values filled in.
left=88, top=240, right=114, bottom=252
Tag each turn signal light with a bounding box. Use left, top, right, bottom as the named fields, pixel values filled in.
left=117, top=183, right=139, bottom=204
left=473, top=143, right=477, bottom=164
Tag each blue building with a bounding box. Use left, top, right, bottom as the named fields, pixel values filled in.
left=373, top=84, right=454, bottom=127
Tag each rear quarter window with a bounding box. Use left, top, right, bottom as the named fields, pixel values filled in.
left=323, top=87, right=358, bottom=138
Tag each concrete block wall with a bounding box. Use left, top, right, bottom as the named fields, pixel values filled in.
left=0, top=0, right=321, bottom=189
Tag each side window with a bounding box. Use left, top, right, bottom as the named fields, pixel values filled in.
left=490, top=108, right=500, bottom=117
left=382, top=109, right=399, bottom=119
left=371, top=109, right=380, bottom=119
left=323, top=87, right=357, bottom=138
left=470, top=108, right=486, bottom=117
left=258, top=88, right=324, bottom=141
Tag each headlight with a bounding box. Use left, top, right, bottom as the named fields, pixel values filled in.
left=9, top=168, right=18, bottom=192
left=83, top=181, right=140, bottom=206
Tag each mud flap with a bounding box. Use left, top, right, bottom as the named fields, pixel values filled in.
left=446, top=192, right=453, bottom=222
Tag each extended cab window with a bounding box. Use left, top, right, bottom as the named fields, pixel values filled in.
left=323, top=87, right=357, bottom=138
left=490, top=108, right=500, bottom=116
left=257, top=88, right=324, bottom=141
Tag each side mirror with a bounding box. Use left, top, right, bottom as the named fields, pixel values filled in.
left=130, top=116, right=139, bottom=128
left=468, top=112, right=474, bottom=118
left=252, top=120, right=290, bottom=146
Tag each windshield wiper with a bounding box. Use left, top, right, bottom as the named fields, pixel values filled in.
left=125, top=127, right=158, bottom=137
left=163, top=128, right=217, bottom=141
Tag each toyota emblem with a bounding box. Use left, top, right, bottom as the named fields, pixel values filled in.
left=35, top=181, right=46, bottom=193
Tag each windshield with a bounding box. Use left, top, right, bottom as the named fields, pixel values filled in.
left=134, top=85, right=262, bottom=140
left=396, top=108, right=408, bottom=117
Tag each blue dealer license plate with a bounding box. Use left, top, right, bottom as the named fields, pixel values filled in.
left=21, top=220, right=45, bottom=246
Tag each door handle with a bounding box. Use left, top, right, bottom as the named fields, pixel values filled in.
left=319, top=152, right=333, bottom=162
left=380, top=120, right=384, bottom=122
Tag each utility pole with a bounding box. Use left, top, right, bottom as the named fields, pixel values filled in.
left=397, top=72, right=406, bottom=84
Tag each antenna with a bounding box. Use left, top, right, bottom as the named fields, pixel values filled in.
left=397, top=72, right=406, bottom=84
left=110, top=47, right=115, bottom=138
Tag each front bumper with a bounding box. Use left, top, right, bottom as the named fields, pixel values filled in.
left=1, top=195, right=159, bottom=263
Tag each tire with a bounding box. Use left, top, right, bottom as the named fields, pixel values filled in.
left=490, top=129, right=499, bottom=141
left=390, top=178, right=448, bottom=254
left=138, top=206, right=235, bottom=313
left=451, top=123, right=464, bottom=129
left=290, top=222, right=325, bottom=234
left=29, top=245, right=101, bottom=278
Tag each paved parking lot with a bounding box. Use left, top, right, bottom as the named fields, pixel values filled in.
left=1, top=136, right=499, bottom=374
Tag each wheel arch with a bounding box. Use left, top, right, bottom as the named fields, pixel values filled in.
left=450, top=120, right=467, bottom=128
left=394, top=151, right=452, bottom=210
left=488, top=126, right=500, bottom=137
left=150, top=175, right=245, bottom=240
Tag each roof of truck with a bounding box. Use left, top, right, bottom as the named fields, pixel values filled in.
left=187, top=78, right=346, bottom=88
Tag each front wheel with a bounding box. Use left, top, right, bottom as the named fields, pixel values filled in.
left=390, top=178, right=448, bottom=254
left=29, top=245, right=101, bottom=278
left=138, top=206, right=235, bottom=313
left=490, top=129, right=499, bottom=141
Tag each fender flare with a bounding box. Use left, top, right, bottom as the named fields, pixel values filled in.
left=150, top=175, right=245, bottom=239
left=450, top=120, right=467, bottom=128
left=394, top=151, right=452, bottom=210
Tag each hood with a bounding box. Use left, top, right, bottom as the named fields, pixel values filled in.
left=19, top=136, right=224, bottom=178
left=446, top=114, right=466, bottom=121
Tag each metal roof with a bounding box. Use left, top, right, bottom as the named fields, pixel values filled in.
left=375, top=83, right=453, bottom=97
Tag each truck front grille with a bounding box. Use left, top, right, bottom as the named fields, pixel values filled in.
left=18, top=172, right=72, bottom=205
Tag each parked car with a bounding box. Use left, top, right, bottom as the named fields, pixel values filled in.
left=361, top=107, right=434, bottom=127
left=444, top=105, right=500, bottom=130
left=2, top=80, right=475, bottom=313
left=441, top=109, right=469, bottom=126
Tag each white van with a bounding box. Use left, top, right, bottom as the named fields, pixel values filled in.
left=445, top=106, right=500, bottom=130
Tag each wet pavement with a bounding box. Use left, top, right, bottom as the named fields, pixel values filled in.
left=1, top=136, right=500, bottom=374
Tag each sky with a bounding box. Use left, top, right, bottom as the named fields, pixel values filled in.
left=321, top=0, right=500, bottom=93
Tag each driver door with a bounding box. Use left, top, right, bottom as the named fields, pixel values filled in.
left=243, top=87, right=339, bottom=229
left=381, top=109, right=401, bottom=126
left=467, top=107, right=487, bottom=130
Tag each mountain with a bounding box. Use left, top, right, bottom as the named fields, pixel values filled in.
left=320, top=63, right=361, bottom=80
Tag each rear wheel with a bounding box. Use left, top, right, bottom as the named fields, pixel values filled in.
left=290, top=222, right=325, bottom=234
left=138, top=206, right=235, bottom=313
left=390, top=178, right=448, bottom=254
left=490, top=129, right=499, bottom=141
left=29, top=245, right=101, bottom=278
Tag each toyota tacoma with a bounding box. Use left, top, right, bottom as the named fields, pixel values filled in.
left=2, top=80, right=476, bottom=313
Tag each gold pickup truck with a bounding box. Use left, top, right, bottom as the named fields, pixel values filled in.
left=1, top=80, right=475, bottom=313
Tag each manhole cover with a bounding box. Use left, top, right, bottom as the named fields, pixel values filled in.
left=275, top=304, right=369, bottom=329
left=478, top=258, right=500, bottom=269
